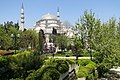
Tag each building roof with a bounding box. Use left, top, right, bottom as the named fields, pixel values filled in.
left=41, top=13, right=57, bottom=20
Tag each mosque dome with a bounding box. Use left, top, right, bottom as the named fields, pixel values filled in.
left=41, top=13, right=57, bottom=20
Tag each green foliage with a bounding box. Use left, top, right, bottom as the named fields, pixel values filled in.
left=0, top=56, right=9, bottom=79
left=10, top=78, right=23, bottom=80
left=77, top=66, right=89, bottom=78
left=40, top=66, right=60, bottom=80
left=86, top=74, right=94, bottom=80
left=44, top=58, right=70, bottom=74
left=0, top=51, right=46, bottom=79
left=55, top=59, right=69, bottom=73
left=38, top=29, right=45, bottom=54
left=26, top=59, right=72, bottom=80
left=0, top=21, right=38, bottom=51
left=66, top=59, right=75, bottom=64
left=26, top=65, right=60, bottom=80
left=75, top=10, right=120, bottom=78
left=55, top=51, right=73, bottom=57
left=19, top=29, right=39, bottom=50
left=55, top=35, right=70, bottom=51
left=77, top=59, right=91, bottom=66
left=77, top=60, right=97, bottom=78
left=85, top=62, right=96, bottom=73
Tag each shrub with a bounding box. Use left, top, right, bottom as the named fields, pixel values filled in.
left=55, top=59, right=69, bottom=74
left=26, top=59, right=71, bottom=80
left=0, top=56, right=9, bottom=79
left=77, top=67, right=89, bottom=78
left=76, top=60, right=97, bottom=78
left=85, top=62, right=96, bottom=73
left=86, top=74, right=94, bottom=80
left=0, top=51, right=46, bottom=79
left=10, top=78, right=23, bottom=80
left=77, top=59, right=91, bottom=66
left=66, top=59, right=75, bottom=64
left=26, top=65, right=60, bottom=80
left=45, top=59, right=70, bottom=74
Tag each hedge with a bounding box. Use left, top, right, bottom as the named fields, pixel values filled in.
left=26, top=59, right=71, bottom=80
left=26, top=65, right=60, bottom=80
left=0, top=51, right=46, bottom=79
left=76, top=60, right=97, bottom=78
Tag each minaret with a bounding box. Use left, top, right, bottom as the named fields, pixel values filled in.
left=57, top=8, right=60, bottom=21
left=21, top=1, right=25, bottom=31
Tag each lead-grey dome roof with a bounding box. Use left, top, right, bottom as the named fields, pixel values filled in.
left=41, top=13, right=57, bottom=20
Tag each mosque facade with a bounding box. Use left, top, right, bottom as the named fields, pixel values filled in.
left=34, top=9, right=74, bottom=52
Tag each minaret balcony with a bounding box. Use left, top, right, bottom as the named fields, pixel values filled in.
left=21, top=17, right=24, bottom=19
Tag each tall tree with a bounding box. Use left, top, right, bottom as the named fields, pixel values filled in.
left=38, top=29, right=45, bottom=54
left=55, top=35, right=69, bottom=51
left=75, top=10, right=99, bottom=60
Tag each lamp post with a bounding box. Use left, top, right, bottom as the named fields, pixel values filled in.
left=11, top=33, right=20, bottom=54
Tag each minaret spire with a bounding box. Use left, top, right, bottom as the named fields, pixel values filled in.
left=57, top=7, right=60, bottom=21
left=21, top=0, right=25, bottom=31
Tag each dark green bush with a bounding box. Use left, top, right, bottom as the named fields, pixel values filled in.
left=10, top=78, right=24, bottom=80
left=55, top=59, right=69, bottom=74
left=41, top=67, right=60, bottom=80
left=26, top=65, right=60, bottom=80
left=0, top=51, right=46, bottom=79
left=45, top=59, right=70, bottom=74
left=77, top=60, right=97, bottom=78
left=26, top=59, right=70, bottom=80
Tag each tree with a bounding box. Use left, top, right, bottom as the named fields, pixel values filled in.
left=0, top=26, right=12, bottom=49
left=74, top=10, right=99, bottom=60
left=19, top=29, right=38, bottom=50
left=55, top=35, right=69, bottom=51
left=52, top=27, right=57, bottom=35
left=75, top=11, right=120, bottom=77
left=0, top=21, right=20, bottom=50
left=38, top=29, right=45, bottom=54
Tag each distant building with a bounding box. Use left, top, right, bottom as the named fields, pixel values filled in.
left=34, top=9, right=74, bottom=52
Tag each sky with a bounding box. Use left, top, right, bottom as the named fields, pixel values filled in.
left=0, top=0, right=120, bottom=29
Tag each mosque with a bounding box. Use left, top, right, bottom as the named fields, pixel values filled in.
left=21, top=2, right=74, bottom=52
left=34, top=9, right=74, bottom=52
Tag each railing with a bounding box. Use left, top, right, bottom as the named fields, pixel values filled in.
left=62, top=69, right=76, bottom=80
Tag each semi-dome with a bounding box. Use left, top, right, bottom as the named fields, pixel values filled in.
left=41, top=13, right=57, bottom=20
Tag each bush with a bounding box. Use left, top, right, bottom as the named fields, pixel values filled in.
left=26, top=59, right=71, bottom=80
left=45, top=59, right=70, bottom=74
left=77, top=67, right=89, bottom=78
left=66, top=59, right=75, bottom=64
left=26, top=65, right=60, bottom=80
left=55, top=59, right=69, bottom=74
left=85, top=62, right=96, bottom=73
left=86, top=74, right=94, bottom=80
left=10, top=78, right=24, bottom=80
left=77, top=59, right=91, bottom=66
left=76, top=60, right=97, bottom=78
left=0, top=51, right=46, bottom=79
left=0, top=56, right=9, bottom=79
left=41, top=67, right=60, bottom=80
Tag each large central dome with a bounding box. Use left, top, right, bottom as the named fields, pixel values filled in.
left=41, top=13, right=57, bottom=20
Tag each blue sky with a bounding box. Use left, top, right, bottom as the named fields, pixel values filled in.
left=0, top=0, right=120, bottom=29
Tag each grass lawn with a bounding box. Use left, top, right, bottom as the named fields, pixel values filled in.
left=54, top=51, right=96, bottom=57
left=54, top=51, right=73, bottom=57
